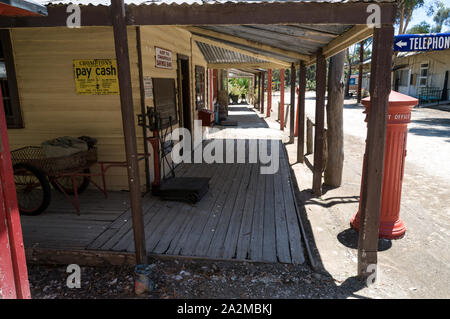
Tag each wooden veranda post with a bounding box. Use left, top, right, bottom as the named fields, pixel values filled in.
left=357, top=40, right=364, bottom=104
left=289, top=63, right=296, bottom=143
left=255, top=73, right=260, bottom=110
left=280, top=68, right=285, bottom=130
left=357, top=25, right=394, bottom=281
left=260, top=71, right=265, bottom=114
left=253, top=74, right=257, bottom=108
left=136, top=26, right=151, bottom=193
left=324, top=51, right=345, bottom=187
left=313, top=50, right=326, bottom=196
left=111, top=0, right=147, bottom=264
left=0, top=89, right=30, bottom=299
left=267, top=69, right=272, bottom=117
left=297, top=61, right=306, bottom=163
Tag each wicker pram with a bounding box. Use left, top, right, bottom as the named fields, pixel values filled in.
left=11, top=146, right=98, bottom=175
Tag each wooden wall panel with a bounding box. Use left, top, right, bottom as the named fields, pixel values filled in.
left=8, top=26, right=209, bottom=190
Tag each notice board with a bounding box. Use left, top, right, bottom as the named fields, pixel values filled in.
left=155, top=47, right=173, bottom=69
left=73, top=59, right=119, bottom=95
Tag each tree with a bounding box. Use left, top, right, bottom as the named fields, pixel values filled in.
left=427, top=1, right=450, bottom=33
left=344, top=43, right=364, bottom=97
left=406, top=21, right=431, bottom=34
left=397, top=0, right=425, bottom=34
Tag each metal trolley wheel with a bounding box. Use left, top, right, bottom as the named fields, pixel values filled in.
left=13, top=163, right=51, bottom=215
left=50, top=168, right=91, bottom=195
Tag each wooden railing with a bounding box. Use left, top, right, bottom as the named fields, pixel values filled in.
left=305, top=116, right=327, bottom=172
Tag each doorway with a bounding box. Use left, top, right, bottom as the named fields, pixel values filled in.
left=177, top=54, right=191, bottom=132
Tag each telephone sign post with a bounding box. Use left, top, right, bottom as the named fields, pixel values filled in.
left=394, top=33, right=450, bottom=52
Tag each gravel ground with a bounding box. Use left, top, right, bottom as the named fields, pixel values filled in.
left=28, top=258, right=378, bottom=299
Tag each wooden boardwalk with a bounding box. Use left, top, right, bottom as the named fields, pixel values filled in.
left=20, top=106, right=306, bottom=264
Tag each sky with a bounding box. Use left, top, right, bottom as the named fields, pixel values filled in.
left=405, top=2, right=450, bottom=33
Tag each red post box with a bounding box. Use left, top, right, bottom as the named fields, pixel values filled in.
left=351, top=91, right=418, bottom=239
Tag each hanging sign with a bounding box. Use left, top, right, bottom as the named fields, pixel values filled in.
left=73, top=59, right=119, bottom=95
left=394, top=33, right=450, bottom=52
left=155, top=47, right=173, bottom=69
left=143, top=76, right=153, bottom=99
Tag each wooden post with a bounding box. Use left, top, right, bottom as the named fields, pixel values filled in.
left=254, top=74, right=258, bottom=109
left=280, top=68, right=285, bottom=130
left=294, top=88, right=299, bottom=137
left=357, top=25, right=394, bottom=281
left=267, top=69, right=272, bottom=117
left=136, top=26, right=151, bottom=194
left=324, top=51, right=345, bottom=187
left=253, top=74, right=257, bottom=108
left=0, top=89, right=30, bottom=299
left=297, top=61, right=306, bottom=163
left=111, top=0, right=147, bottom=265
left=323, top=128, right=328, bottom=172
left=306, top=118, right=313, bottom=155
left=260, top=71, right=265, bottom=114
left=312, top=50, right=326, bottom=196
left=258, top=73, right=261, bottom=110
left=357, top=40, right=364, bottom=104
left=289, top=63, right=296, bottom=143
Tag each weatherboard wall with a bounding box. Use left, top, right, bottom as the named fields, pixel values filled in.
left=7, top=26, right=208, bottom=190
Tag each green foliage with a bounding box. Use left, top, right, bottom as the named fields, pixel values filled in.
left=306, top=65, right=316, bottom=90
left=407, top=21, right=431, bottom=34
left=427, top=1, right=450, bottom=33
left=396, top=0, right=425, bottom=34
left=228, top=78, right=249, bottom=97
left=306, top=79, right=316, bottom=91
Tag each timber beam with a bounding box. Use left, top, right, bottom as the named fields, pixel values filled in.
left=0, top=3, right=396, bottom=28
left=305, top=25, right=374, bottom=66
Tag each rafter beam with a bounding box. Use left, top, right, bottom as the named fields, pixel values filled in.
left=192, top=34, right=291, bottom=68
left=306, top=25, right=374, bottom=66
left=187, top=26, right=310, bottom=62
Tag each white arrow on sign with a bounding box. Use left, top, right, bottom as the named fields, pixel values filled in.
left=396, top=40, right=408, bottom=48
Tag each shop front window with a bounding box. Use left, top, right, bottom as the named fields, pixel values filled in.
left=0, top=30, right=22, bottom=128
left=195, top=65, right=205, bottom=110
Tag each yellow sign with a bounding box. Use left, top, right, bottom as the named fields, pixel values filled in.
left=73, top=59, right=119, bottom=95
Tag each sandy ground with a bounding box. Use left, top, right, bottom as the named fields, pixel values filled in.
left=265, top=91, right=450, bottom=298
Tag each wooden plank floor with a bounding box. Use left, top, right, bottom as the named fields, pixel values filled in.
left=20, top=105, right=306, bottom=264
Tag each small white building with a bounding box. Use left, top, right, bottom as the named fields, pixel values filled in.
left=393, top=49, right=450, bottom=105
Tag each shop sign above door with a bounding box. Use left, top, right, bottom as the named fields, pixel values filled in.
left=155, top=47, right=173, bottom=69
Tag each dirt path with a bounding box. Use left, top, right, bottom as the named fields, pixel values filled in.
left=266, top=92, right=450, bottom=298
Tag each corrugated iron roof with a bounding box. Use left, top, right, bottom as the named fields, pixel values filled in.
left=196, top=41, right=268, bottom=64
left=28, top=0, right=389, bottom=67
left=228, top=68, right=255, bottom=77
left=196, top=24, right=352, bottom=57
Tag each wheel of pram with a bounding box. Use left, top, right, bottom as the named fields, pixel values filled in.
left=13, top=163, right=51, bottom=215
